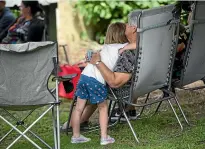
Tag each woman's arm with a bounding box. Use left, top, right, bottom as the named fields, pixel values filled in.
left=90, top=52, right=131, bottom=88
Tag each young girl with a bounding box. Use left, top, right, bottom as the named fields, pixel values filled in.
left=71, top=22, right=135, bottom=145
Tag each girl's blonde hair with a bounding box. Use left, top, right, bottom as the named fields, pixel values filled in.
left=104, top=22, right=128, bottom=44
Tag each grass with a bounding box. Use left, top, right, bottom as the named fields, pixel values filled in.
left=1, top=88, right=205, bottom=149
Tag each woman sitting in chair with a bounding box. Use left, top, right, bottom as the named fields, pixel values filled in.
left=172, top=2, right=193, bottom=81
left=1, top=1, right=45, bottom=44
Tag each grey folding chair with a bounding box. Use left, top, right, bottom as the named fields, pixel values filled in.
left=177, top=1, right=205, bottom=89
left=108, top=4, right=188, bottom=143
left=156, top=1, right=205, bottom=118
left=0, top=42, right=61, bottom=149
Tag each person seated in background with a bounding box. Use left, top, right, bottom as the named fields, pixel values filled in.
left=1, top=1, right=46, bottom=44
left=172, top=24, right=190, bottom=81
left=0, top=0, right=16, bottom=42
left=172, top=1, right=193, bottom=81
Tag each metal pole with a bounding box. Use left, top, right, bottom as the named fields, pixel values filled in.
left=167, top=100, right=183, bottom=130
left=5, top=106, right=53, bottom=149
left=56, top=79, right=60, bottom=149
left=52, top=108, right=57, bottom=149
left=0, top=115, right=42, bottom=149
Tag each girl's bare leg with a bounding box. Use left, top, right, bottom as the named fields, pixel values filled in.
left=98, top=100, right=108, bottom=138
left=71, top=97, right=87, bottom=137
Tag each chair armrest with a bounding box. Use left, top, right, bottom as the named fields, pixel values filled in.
left=52, top=74, right=77, bottom=82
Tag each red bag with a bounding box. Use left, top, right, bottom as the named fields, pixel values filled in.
left=58, top=65, right=81, bottom=99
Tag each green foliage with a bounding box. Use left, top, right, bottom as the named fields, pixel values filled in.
left=1, top=89, right=205, bottom=149
left=75, top=0, right=176, bottom=44
left=11, top=9, right=20, bottom=18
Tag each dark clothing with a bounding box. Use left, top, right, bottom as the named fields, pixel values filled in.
left=2, top=17, right=31, bottom=43
left=27, top=15, right=45, bottom=42
left=1, top=12, right=45, bottom=44
left=172, top=25, right=190, bottom=80
left=113, top=49, right=135, bottom=89
left=0, top=8, right=15, bottom=42
left=114, top=50, right=135, bottom=74
left=111, top=50, right=136, bottom=97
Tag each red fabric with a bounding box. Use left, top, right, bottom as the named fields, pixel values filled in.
left=58, top=65, right=81, bottom=99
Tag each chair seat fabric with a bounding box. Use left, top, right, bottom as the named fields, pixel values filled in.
left=0, top=42, right=57, bottom=107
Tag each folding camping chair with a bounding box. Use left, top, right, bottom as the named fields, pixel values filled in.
left=108, top=4, right=189, bottom=143
left=0, top=42, right=61, bottom=149
left=177, top=1, right=205, bottom=89
left=155, top=1, right=205, bottom=115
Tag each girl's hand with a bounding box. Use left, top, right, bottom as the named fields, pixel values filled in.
left=119, top=48, right=125, bottom=54
left=90, top=52, right=101, bottom=65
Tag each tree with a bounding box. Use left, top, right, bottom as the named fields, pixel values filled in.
left=75, top=0, right=175, bottom=44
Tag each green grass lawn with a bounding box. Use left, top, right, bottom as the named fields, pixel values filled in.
left=1, top=89, right=205, bottom=149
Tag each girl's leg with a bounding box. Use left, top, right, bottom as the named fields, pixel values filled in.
left=98, top=100, right=115, bottom=145
left=81, top=104, right=98, bottom=123
left=66, top=104, right=97, bottom=128
left=98, top=100, right=108, bottom=138
left=71, top=97, right=87, bottom=138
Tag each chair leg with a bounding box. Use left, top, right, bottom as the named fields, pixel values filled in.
left=108, top=101, right=117, bottom=122
left=108, top=100, right=113, bottom=116
left=139, top=93, right=150, bottom=116
left=155, top=101, right=162, bottom=114
left=119, top=102, right=139, bottom=143
left=0, top=127, right=15, bottom=143
left=7, top=106, right=54, bottom=149
left=174, top=96, right=189, bottom=125
left=66, top=97, right=76, bottom=135
left=66, top=97, right=116, bottom=134
left=25, top=128, right=52, bottom=149
left=155, top=91, right=169, bottom=114
left=0, top=115, right=42, bottom=149
left=52, top=108, right=58, bottom=149
left=167, top=100, right=183, bottom=130
left=55, top=79, right=60, bottom=149
left=56, top=104, right=61, bottom=149
left=0, top=109, right=51, bottom=148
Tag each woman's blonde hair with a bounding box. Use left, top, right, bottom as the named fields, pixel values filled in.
left=104, top=22, right=128, bottom=44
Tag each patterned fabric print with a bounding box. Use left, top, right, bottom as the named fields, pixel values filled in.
left=75, top=74, right=107, bottom=104
left=2, top=17, right=31, bottom=44
left=113, top=49, right=135, bottom=73
left=110, top=49, right=136, bottom=99
left=108, top=84, right=130, bottom=101
left=172, top=25, right=190, bottom=80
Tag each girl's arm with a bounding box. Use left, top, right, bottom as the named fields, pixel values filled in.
left=119, top=43, right=136, bottom=54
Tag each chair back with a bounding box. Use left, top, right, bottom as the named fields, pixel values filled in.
left=0, top=42, right=57, bottom=108
left=131, top=4, right=180, bottom=100
left=180, top=2, right=205, bottom=86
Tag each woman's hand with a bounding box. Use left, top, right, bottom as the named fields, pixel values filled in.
left=90, top=52, right=101, bottom=65
left=177, top=42, right=185, bottom=52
